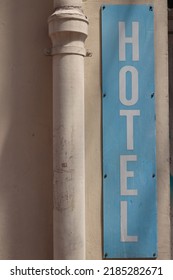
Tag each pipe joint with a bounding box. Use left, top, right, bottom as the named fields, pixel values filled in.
left=54, top=0, right=82, bottom=9
left=48, top=6, right=88, bottom=56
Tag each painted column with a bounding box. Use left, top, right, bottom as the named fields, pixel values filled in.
left=48, top=0, right=88, bottom=259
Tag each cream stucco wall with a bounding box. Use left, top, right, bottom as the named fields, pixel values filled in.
left=0, top=0, right=53, bottom=259
left=0, top=0, right=170, bottom=259
left=83, top=0, right=170, bottom=259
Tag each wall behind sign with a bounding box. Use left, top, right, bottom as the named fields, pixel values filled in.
left=0, top=0, right=170, bottom=260
left=0, top=0, right=53, bottom=259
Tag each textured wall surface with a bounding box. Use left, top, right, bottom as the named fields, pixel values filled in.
left=168, top=9, right=173, bottom=259
left=0, top=0, right=170, bottom=260
left=0, top=0, right=53, bottom=259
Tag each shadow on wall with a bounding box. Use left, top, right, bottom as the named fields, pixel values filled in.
left=0, top=0, right=53, bottom=259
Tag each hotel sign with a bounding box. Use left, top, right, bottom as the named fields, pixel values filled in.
left=102, top=5, right=157, bottom=258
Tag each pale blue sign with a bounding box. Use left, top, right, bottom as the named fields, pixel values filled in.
left=102, top=5, right=157, bottom=258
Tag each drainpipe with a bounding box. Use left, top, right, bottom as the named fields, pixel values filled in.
left=48, top=0, right=88, bottom=259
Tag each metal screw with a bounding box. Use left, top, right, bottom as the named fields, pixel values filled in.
left=86, top=50, right=92, bottom=57
left=103, top=93, right=106, bottom=98
left=104, top=174, right=107, bottom=179
left=103, top=6, right=105, bottom=10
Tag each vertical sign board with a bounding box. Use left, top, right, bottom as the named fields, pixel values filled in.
left=102, top=5, right=157, bottom=258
